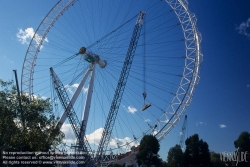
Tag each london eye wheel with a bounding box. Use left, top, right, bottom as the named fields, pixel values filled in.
left=21, top=0, right=202, bottom=164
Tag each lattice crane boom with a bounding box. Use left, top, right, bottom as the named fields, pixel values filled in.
left=50, top=67, right=94, bottom=166
left=96, top=11, right=146, bottom=160
left=179, top=115, right=187, bottom=149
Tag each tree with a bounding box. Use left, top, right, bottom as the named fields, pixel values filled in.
left=136, top=135, right=161, bottom=166
left=234, top=131, right=250, bottom=166
left=110, top=164, right=122, bottom=167
left=210, top=151, right=225, bottom=166
left=0, top=80, right=20, bottom=153
left=160, top=160, right=168, bottom=167
left=0, top=81, right=20, bottom=166
left=167, top=144, right=183, bottom=167
left=184, top=134, right=210, bottom=166
left=0, top=79, right=64, bottom=152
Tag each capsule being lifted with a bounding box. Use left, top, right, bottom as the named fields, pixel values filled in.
left=79, top=47, right=107, bottom=68
left=142, top=103, right=151, bottom=111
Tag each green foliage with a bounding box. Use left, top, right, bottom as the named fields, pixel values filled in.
left=110, top=164, right=123, bottom=167
left=0, top=79, right=64, bottom=153
left=167, top=144, right=183, bottom=167
left=234, top=131, right=250, bottom=166
left=184, top=134, right=210, bottom=167
left=160, top=160, right=168, bottom=167
left=0, top=80, right=18, bottom=149
left=210, top=151, right=225, bottom=166
left=136, top=135, right=161, bottom=166
left=234, top=131, right=250, bottom=153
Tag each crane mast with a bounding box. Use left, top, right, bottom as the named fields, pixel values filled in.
left=179, top=115, right=187, bottom=149
left=96, top=11, right=146, bottom=161
left=50, top=67, right=95, bottom=166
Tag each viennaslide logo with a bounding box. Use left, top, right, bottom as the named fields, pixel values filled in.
left=220, top=147, right=248, bottom=166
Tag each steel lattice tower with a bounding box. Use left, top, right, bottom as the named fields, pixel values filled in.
left=179, top=115, right=187, bottom=149
left=96, top=11, right=146, bottom=161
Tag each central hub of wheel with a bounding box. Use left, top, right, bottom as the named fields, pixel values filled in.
left=79, top=47, right=107, bottom=68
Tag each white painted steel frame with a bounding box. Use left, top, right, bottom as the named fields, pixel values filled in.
left=154, top=0, right=202, bottom=141
left=21, top=0, right=77, bottom=95
left=56, top=64, right=93, bottom=131
left=81, top=64, right=95, bottom=137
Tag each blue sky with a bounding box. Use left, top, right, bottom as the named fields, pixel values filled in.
left=0, top=0, right=250, bottom=162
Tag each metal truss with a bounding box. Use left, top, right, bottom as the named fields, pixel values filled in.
left=21, top=0, right=202, bottom=165
left=50, top=67, right=95, bottom=166
left=179, top=115, right=187, bottom=148
left=21, top=0, right=77, bottom=95
left=95, top=11, right=146, bottom=161
left=154, top=0, right=202, bottom=141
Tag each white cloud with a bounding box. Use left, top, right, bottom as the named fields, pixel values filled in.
left=16, top=27, right=48, bottom=48
left=24, top=92, right=48, bottom=100
left=60, top=125, right=138, bottom=149
left=65, top=84, right=74, bottom=95
left=127, top=106, right=137, bottom=114
left=17, top=27, right=34, bottom=44
left=196, top=122, right=207, bottom=126
left=85, top=127, right=104, bottom=145
left=86, top=128, right=138, bottom=149
left=72, top=83, right=79, bottom=88
left=86, top=128, right=131, bottom=147
left=219, top=124, right=226, bottom=128
left=110, top=136, right=138, bottom=149
left=64, top=85, right=70, bottom=89
left=61, top=123, right=76, bottom=143
left=65, top=84, right=88, bottom=95
left=236, top=18, right=250, bottom=39
left=83, top=87, right=88, bottom=93
left=144, top=118, right=151, bottom=123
